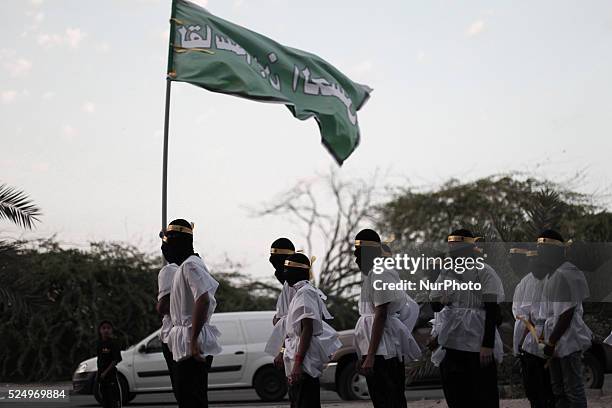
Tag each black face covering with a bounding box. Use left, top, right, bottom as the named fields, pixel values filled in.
left=270, top=254, right=289, bottom=284
left=163, top=234, right=194, bottom=265
left=285, top=269, right=309, bottom=286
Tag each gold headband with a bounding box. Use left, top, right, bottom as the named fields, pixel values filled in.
left=166, top=223, right=194, bottom=235
left=355, top=240, right=381, bottom=247
left=270, top=248, right=295, bottom=255
left=284, top=260, right=310, bottom=270
left=284, top=256, right=316, bottom=271
left=526, top=250, right=539, bottom=257
left=447, top=235, right=480, bottom=244
left=509, top=248, right=529, bottom=255
left=537, top=237, right=566, bottom=247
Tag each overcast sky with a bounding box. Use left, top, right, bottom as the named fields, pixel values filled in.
left=2, top=0, right=612, bottom=279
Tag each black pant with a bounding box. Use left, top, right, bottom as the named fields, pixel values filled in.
left=98, top=371, right=121, bottom=408
left=288, top=372, right=320, bottom=408
left=439, top=348, right=499, bottom=408
left=520, top=352, right=554, bottom=408
left=175, top=356, right=213, bottom=408
left=362, top=356, right=406, bottom=408
left=162, top=342, right=178, bottom=401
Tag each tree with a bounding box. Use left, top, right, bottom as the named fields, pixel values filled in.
left=257, top=171, right=381, bottom=329
left=0, top=183, right=41, bottom=229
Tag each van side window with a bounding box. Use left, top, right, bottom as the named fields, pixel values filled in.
left=214, top=321, right=244, bottom=346
left=146, top=336, right=163, bottom=354
left=242, top=319, right=270, bottom=344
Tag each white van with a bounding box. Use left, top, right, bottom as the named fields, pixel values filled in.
left=73, top=311, right=287, bottom=404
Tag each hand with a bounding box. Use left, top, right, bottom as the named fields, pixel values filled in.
left=480, top=347, right=494, bottom=367
left=360, top=354, right=375, bottom=376
left=274, top=352, right=284, bottom=369
left=543, top=343, right=555, bottom=358
left=190, top=339, right=206, bottom=362
left=288, top=363, right=302, bottom=385
left=426, top=336, right=439, bottom=351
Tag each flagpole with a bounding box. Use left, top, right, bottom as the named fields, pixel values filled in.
left=161, top=77, right=172, bottom=232
left=162, top=0, right=177, bottom=234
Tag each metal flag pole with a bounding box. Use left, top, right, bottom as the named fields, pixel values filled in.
left=161, top=77, right=172, bottom=231
left=162, top=0, right=177, bottom=234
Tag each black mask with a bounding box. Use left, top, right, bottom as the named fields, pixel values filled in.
left=285, top=269, right=309, bottom=286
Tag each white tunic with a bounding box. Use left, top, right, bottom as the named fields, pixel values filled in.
left=516, top=274, right=547, bottom=357
left=168, top=255, right=222, bottom=361
left=265, top=281, right=334, bottom=356
left=157, top=263, right=179, bottom=344
left=540, top=262, right=592, bottom=358
left=430, top=308, right=450, bottom=367
left=354, top=269, right=421, bottom=361
left=429, top=264, right=505, bottom=363
left=283, top=281, right=341, bottom=378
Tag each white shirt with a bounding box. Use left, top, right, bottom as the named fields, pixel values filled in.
left=354, top=269, right=420, bottom=360
left=429, top=264, right=504, bottom=362
left=168, top=255, right=222, bottom=361
left=157, top=263, right=179, bottom=344
left=275, top=281, right=295, bottom=319
left=515, top=273, right=546, bottom=357
left=283, top=281, right=341, bottom=378
left=540, top=262, right=592, bottom=357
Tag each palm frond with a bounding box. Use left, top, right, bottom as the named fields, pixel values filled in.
left=0, top=183, right=41, bottom=229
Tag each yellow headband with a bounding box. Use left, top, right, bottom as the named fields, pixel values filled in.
left=284, top=256, right=316, bottom=271
left=166, top=223, right=194, bottom=235
left=270, top=248, right=295, bottom=255
left=447, top=235, right=480, bottom=244
left=509, top=248, right=529, bottom=255
left=355, top=240, right=381, bottom=247
left=537, top=237, right=566, bottom=247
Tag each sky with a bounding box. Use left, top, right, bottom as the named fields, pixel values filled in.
left=1, top=0, right=612, bottom=280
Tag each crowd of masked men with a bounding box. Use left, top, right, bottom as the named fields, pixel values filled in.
left=96, top=218, right=609, bottom=408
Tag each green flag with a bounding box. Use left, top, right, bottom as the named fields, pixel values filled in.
left=168, top=0, right=371, bottom=165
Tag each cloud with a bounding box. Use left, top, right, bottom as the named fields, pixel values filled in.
left=1, top=90, right=18, bottom=104
left=30, top=0, right=44, bottom=6
left=38, top=28, right=86, bottom=49
left=82, top=101, right=95, bottom=113
left=5, top=58, right=33, bottom=77
left=466, top=20, right=485, bottom=37
left=61, top=124, right=78, bottom=140
left=42, top=91, right=55, bottom=100
left=65, top=28, right=85, bottom=48
left=416, top=50, right=426, bottom=63
left=96, top=42, right=111, bottom=53
left=191, top=0, right=208, bottom=7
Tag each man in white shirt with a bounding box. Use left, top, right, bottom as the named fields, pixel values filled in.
left=164, top=219, right=222, bottom=408
left=283, top=252, right=340, bottom=408
left=430, top=229, right=504, bottom=408
left=538, top=230, right=591, bottom=408
left=511, top=247, right=554, bottom=408
left=156, top=236, right=179, bottom=401
left=353, top=229, right=410, bottom=408
left=264, top=238, right=296, bottom=366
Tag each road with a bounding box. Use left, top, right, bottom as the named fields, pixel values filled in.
left=6, top=386, right=445, bottom=408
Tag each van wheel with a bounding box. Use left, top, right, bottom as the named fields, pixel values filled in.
left=337, top=363, right=369, bottom=401
left=254, top=366, right=287, bottom=402
left=582, top=351, right=604, bottom=389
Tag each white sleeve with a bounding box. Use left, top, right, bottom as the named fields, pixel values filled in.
left=480, top=266, right=505, bottom=302
left=183, top=261, right=218, bottom=301
left=157, top=264, right=176, bottom=301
